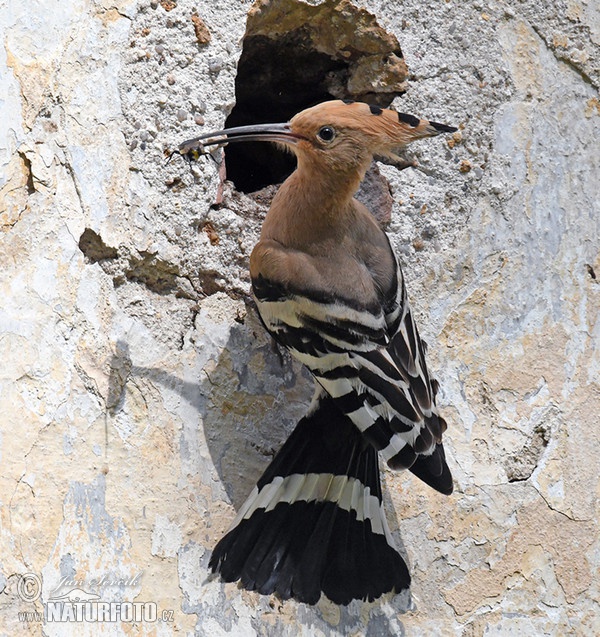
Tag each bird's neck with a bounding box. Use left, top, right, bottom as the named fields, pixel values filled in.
left=260, top=163, right=365, bottom=248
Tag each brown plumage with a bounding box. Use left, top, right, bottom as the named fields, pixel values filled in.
left=176, top=100, right=457, bottom=605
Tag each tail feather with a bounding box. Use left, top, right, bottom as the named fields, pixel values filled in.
left=408, top=443, right=453, bottom=495
left=209, top=397, right=410, bottom=604
left=285, top=501, right=340, bottom=602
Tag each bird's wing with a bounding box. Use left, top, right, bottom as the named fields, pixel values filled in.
left=251, top=249, right=451, bottom=492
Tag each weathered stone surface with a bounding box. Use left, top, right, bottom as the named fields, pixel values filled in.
left=0, top=0, right=598, bottom=635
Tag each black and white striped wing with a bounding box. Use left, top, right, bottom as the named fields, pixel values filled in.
left=252, top=264, right=452, bottom=494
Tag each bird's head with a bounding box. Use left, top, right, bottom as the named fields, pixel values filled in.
left=288, top=100, right=457, bottom=175
left=175, top=99, right=457, bottom=182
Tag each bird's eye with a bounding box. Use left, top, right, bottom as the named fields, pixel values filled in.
left=317, top=126, right=336, bottom=143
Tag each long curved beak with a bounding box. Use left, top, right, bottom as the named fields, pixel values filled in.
left=174, top=122, right=300, bottom=161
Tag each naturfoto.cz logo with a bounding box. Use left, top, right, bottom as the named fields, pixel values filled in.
left=16, top=573, right=175, bottom=625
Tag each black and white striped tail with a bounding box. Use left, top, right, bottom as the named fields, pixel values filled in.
left=209, top=396, right=410, bottom=605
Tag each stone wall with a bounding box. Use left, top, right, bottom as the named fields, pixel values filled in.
left=1, top=0, right=598, bottom=634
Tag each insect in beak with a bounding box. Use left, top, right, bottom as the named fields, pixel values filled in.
left=168, top=122, right=301, bottom=165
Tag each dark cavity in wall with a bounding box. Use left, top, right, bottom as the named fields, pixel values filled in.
left=225, top=35, right=346, bottom=192
left=78, top=228, right=198, bottom=297
left=225, top=0, right=409, bottom=193
left=79, top=228, right=119, bottom=262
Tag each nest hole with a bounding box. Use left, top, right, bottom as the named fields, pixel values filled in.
left=224, top=0, right=408, bottom=193
left=224, top=34, right=346, bottom=193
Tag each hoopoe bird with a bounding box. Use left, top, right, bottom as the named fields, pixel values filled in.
left=176, top=100, right=457, bottom=605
